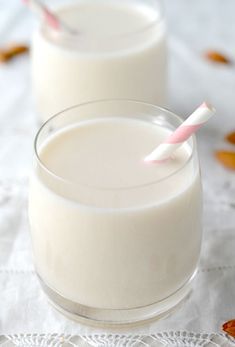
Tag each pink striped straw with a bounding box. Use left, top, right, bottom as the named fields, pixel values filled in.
left=22, top=0, right=76, bottom=34
left=145, top=102, right=216, bottom=162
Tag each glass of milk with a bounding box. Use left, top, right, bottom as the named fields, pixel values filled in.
left=31, top=0, right=167, bottom=122
left=29, top=100, right=202, bottom=326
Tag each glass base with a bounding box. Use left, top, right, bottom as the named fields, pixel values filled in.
left=39, top=271, right=197, bottom=327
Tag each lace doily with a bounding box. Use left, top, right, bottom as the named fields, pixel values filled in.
left=2, top=333, right=235, bottom=347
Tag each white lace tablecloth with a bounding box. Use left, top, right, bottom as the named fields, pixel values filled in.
left=0, top=0, right=235, bottom=346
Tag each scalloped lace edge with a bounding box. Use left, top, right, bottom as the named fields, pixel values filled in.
left=2, top=331, right=235, bottom=347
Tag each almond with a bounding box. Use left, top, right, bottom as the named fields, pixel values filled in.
left=0, top=51, right=9, bottom=62
left=0, top=44, right=29, bottom=63
left=215, top=150, right=235, bottom=170
left=222, top=319, right=235, bottom=338
left=205, top=51, right=231, bottom=64
left=226, top=131, right=235, bottom=145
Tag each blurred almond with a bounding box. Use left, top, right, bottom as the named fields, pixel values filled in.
left=0, top=50, right=10, bottom=62
left=226, top=131, right=235, bottom=145
left=222, top=319, right=235, bottom=337
left=205, top=51, right=231, bottom=64
left=215, top=150, right=235, bottom=170
left=0, top=44, right=29, bottom=63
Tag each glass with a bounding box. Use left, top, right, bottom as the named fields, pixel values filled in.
left=28, top=100, right=202, bottom=326
left=31, top=0, right=167, bottom=122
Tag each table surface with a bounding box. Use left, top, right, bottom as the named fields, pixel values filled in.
left=0, top=0, right=235, bottom=345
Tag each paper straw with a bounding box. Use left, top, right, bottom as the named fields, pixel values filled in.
left=145, top=102, right=216, bottom=162
left=22, top=0, right=76, bottom=34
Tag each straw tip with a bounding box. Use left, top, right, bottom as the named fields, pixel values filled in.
left=143, top=157, right=168, bottom=164
left=143, top=157, right=152, bottom=163
left=200, top=101, right=216, bottom=114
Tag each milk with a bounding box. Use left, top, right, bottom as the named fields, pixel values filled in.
left=29, top=117, right=202, bottom=310
left=31, top=1, right=167, bottom=122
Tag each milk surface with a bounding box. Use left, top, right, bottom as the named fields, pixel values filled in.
left=55, top=2, right=158, bottom=37
left=29, top=118, right=202, bottom=309
left=32, top=1, right=166, bottom=122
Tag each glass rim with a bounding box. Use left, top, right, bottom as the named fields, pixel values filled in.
left=40, top=0, right=165, bottom=42
left=34, top=99, right=197, bottom=191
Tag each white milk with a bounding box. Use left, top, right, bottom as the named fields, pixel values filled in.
left=31, top=1, right=166, bottom=122
left=29, top=117, right=202, bottom=310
